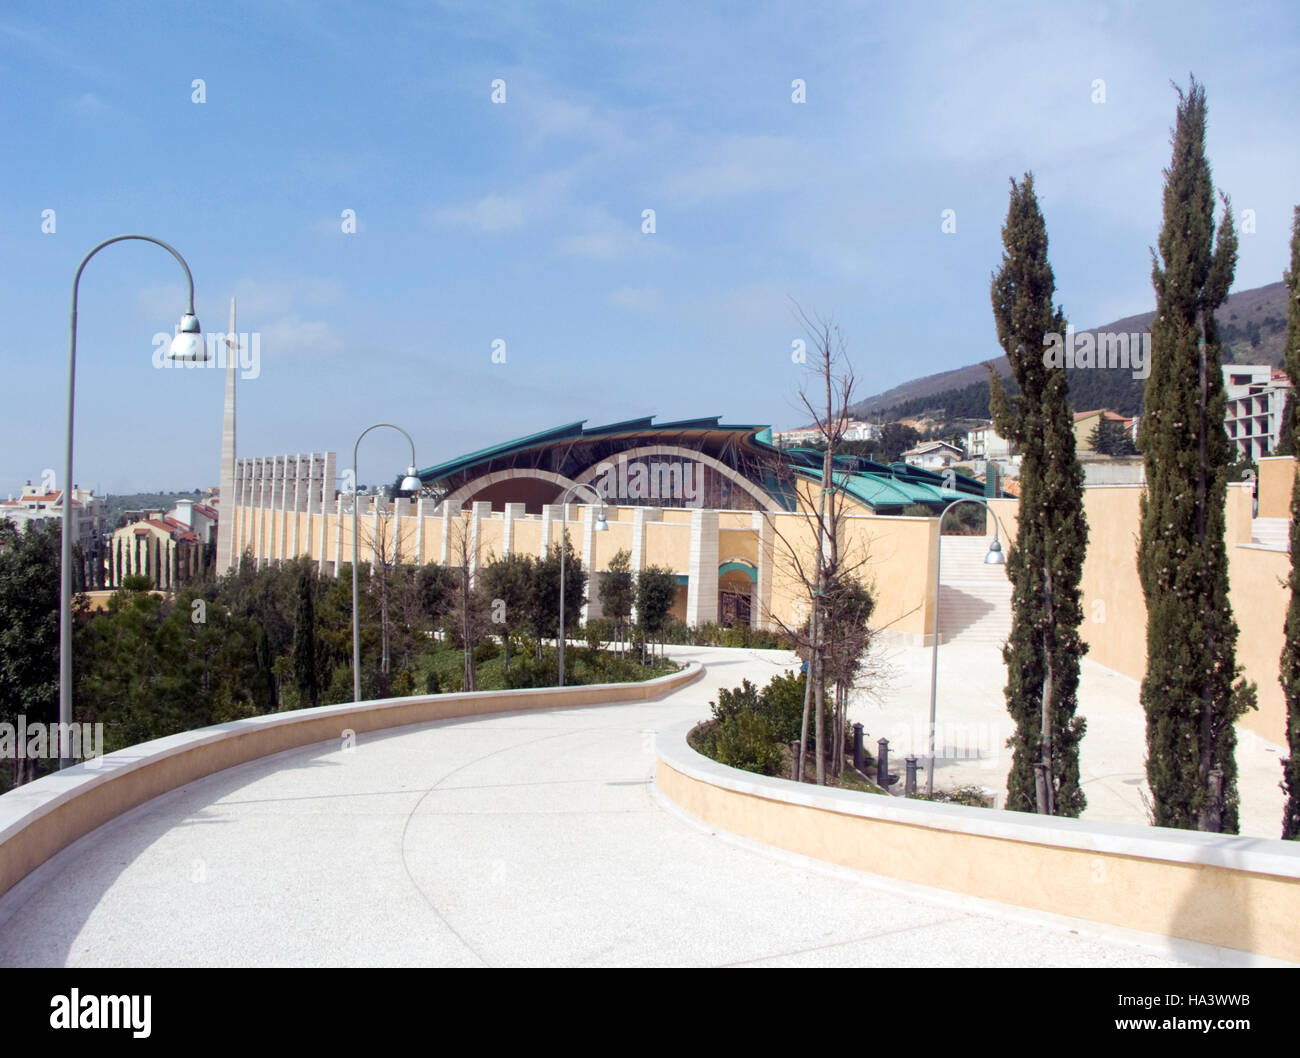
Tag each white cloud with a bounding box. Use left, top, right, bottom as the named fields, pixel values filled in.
left=70, top=92, right=108, bottom=116
left=608, top=286, right=664, bottom=313
left=665, top=135, right=805, bottom=201
left=429, top=193, right=527, bottom=232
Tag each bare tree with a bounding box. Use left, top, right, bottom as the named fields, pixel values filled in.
left=442, top=510, right=491, bottom=692
left=759, top=307, right=878, bottom=784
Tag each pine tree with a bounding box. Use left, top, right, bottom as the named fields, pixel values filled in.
left=1278, top=205, right=1300, bottom=839
left=1138, top=78, right=1254, bottom=833
left=986, top=173, right=1089, bottom=816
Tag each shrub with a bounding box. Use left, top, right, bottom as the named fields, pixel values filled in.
left=758, top=670, right=807, bottom=744
left=584, top=617, right=614, bottom=651
left=713, top=711, right=783, bottom=775
left=710, top=679, right=762, bottom=723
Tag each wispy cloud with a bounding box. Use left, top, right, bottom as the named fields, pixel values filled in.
left=69, top=92, right=108, bottom=116
left=429, top=192, right=528, bottom=232
left=608, top=286, right=664, bottom=313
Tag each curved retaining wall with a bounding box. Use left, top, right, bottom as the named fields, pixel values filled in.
left=0, top=664, right=702, bottom=902
left=656, top=719, right=1300, bottom=963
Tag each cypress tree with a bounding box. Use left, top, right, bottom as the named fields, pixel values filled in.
left=291, top=569, right=320, bottom=709
left=1138, top=78, right=1254, bottom=833
left=986, top=173, right=1089, bottom=816
left=1279, top=205, right=1300, bottom=839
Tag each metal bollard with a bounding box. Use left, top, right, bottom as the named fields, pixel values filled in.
left=905, top=756, right=918, bottom=797
left=852, top=723, right=864, bottom=772
left=876, top=738, right=889, bottom=788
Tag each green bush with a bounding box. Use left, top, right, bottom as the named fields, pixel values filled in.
left=710, top=679, right=762, bottom=723
left=584, top=617, right=614, bottom=651
left=758, top=670, right=808, bottom=744
left=713, top=711, right=783, bottom=775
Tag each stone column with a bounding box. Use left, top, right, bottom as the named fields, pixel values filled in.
left=540, top=503, right=561, bottom=554
left=686, top=508, right=720, bottom=627
left=629, top=507, right=661, bottom=622
left=438, top=501, right=461, bottom=565
left=581, top=505, right=602, bottom=622
left=333, top=493, right=344, bottom=577
left=415, top=497, right=426, bottom=564
left=502, top=502, right=525, bottom=556
left=752, top=510, right=774, bottom=630
left=469, top=501, right=491, bottom=585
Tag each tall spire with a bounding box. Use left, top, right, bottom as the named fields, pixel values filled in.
left=216, top=297, right=238, bottom=573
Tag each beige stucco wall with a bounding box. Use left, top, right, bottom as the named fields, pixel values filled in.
left=1258, top=456, right=1295, bottom=519
left=657, top=753, right=1300, bottom=962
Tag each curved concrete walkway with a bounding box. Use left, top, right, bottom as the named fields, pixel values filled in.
left=0, top=647, right=1228, bottom=968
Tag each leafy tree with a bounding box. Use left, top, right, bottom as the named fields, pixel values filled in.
left=879, top=422, right=921, bottom=463
left=1279, top=204, right=1300, bottom=839
left=479, top=553, right=534, bottom=670
left=526, top=541, right=587, bottom=653
left=1089, top=417, right=1138, bottom=456
left=78, top=588, right=259, bottom=753
left=597, top=549, right=636, bottom=656
left=1138, top=78, right=1254, bottom=832
left=986, top=172, right=1089, bottom=816
left=634, top=566, right=677, bottom=664
left=0, top=521, right=62, bottom=789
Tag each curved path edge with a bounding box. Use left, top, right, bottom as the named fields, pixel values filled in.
left=655, top=719, right=1300, bottom=963
left=0, top=663, right=703, bottom=902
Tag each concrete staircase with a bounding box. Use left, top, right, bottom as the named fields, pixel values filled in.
left=1251, top=517, right=1290, bottom=551
left=937, top=535, right=1013, bottom=646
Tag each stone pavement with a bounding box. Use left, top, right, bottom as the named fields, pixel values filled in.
left=0, top=645, right=1279, bottom=967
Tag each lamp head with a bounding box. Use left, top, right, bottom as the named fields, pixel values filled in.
left=594, top=509, right=608, bottom=532
left=399, top=467, right=422, bottom=493
left=167, top=313, right=207, bottom=361
left=983, top=537, right=1005, bottom=565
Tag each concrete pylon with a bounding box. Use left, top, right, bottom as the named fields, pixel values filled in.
left=216, top=298, right=238, bottom=574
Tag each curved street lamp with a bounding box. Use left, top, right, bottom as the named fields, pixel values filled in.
left=555, top=482, right=607, bottom=686
left=351, top=424, right=422, bottom=703
left=926, top=496, right=1008, bottom=798
left=60, top=235, right=202, bottom=768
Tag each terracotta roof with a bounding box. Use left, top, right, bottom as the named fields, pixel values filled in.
left=1073, top=409, right=1127, bottom=422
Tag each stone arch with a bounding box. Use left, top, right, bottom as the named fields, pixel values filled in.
left=572, top=445, right=782, bottom=512
left=441, top=468, right=585, bottom=510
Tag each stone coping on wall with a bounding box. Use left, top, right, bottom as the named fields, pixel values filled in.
left=657, top=719, right=1300, bottom=880
left=0, top=663, right=703, bottom=901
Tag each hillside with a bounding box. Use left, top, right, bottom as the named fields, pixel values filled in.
left=849, top=281, right=1289, bottom=422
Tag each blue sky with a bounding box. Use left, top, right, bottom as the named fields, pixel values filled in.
left=1, top=0, right=1298, bottom=493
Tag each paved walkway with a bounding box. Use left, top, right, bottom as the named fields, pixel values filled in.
left=0, top=646, right=1258, bottom=968
left=858, top=632, right=1288, bottom=838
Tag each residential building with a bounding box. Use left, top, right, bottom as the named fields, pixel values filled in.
left=0, top=482, right=106, bottom=551
left=1223, top=364, right=1292, bottom=461
left=901, top=440, right=965, bottom=470
left=1073, top=409, right=1131, bottom=452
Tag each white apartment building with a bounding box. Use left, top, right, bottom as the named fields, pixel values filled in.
left=0, top=482, right=106, bottom=549
left=1223, top=365, right=1292, bottom=461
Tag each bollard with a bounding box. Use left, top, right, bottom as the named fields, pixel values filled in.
left=790, top=740, right=801, bottom=781
left=852, top=723, right=864, bottom=772
left=876, top=738, right=889, bottom=788
left=905, top=756, right=918, bottom=797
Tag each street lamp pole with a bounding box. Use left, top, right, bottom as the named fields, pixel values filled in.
left=926, top=497, right=1007, bottom=797
left=555, top=483, right=607, bottom=687
left=60, top=236, right=203, bottom=769
left=351, top=424, right=422, bottom=703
